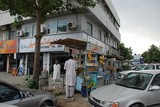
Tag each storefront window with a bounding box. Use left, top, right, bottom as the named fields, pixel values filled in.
left=48, top=21, right=57, bottom=34
left=57, top=19, right=67, bottom=33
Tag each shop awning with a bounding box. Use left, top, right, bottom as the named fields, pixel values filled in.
left=107, top=54, right=124, bottom=60
left=50, top=38, right=87, bottom=49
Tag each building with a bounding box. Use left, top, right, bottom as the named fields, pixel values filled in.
left=0, top=0, right=121, bottom=75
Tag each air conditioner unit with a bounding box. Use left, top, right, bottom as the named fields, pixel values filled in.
left=41, top=25, right=46, bottom=34
left=68, top=21, right=77, bottom=30
left=17, top=30, right=23, bottom=37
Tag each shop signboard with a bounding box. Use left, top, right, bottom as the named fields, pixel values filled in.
left=87, top=42, right=102, bottom=54
left=0, top=40, right=17, bottom=54
left=19, top=37, right=65, bottom=53
left=19, top=33, right=87, bottom=53
left=87, top=36, right=106, bottom=55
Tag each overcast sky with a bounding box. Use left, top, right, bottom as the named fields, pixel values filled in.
left=111, top=0, right=160, bottom=54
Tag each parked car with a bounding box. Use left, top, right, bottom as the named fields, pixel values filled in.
left=0, top=80, right=57, bottom=107
left=0, top=103, right=19, bottom=107
left=89, top=70, right=160, bottom=107
left=119, top=63, right=160, bottom=78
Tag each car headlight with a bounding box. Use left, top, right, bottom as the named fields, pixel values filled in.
left=101, top=101, right=119, bottom=107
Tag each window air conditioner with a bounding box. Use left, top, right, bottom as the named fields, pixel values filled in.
left=41, top=25, right=46, bottom=34
left=68, top=21, right=77, bottom=30
left=17, top=30, right=23, bottom=37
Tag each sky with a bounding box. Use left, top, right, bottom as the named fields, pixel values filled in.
left=111, top=0, right=160, bottom=55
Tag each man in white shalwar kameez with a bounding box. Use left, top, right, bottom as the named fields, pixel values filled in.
left=64, top=56, right=77, bottom=99
left=53, top=60, right=61, bottom=84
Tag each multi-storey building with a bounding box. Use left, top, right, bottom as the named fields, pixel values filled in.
left=0, top=0, right=121, bottom=75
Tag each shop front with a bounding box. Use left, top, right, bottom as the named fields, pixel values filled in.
left=19, top=36, right=70, bottom=75
left=0, top=40, right=17, bottom=73
left=51, top=36, right=108, bottom=96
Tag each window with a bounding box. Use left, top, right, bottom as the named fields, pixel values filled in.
left=57, top=19, right=67, bottom=33
left=152, top=74, right=160, bottom=86
left=25, top=26, right=32, bottom=37
left=117, top=73, right=152, bottom=90
left=48, top=19, right=67, bottom=34
left=0, top=83, right=21, bottom=102
left=101, top=33, right=104, bottom=42
left=144, top=65, right=155, bottom=70
left=32, top=25, right=36, bottom=37
left=87, top=22, right=92, bottom=36
left=0, top=31, right=9, bottom=40
left=10, top=30, right=16, bottom=40
left=48, top=21, right=57, bottom=34
left=98, top=30, right=101, bottom=40
left=156, top=65, right=160, bottom=70
left=0, top=31, right=2, bottom=41
left=25, top=25, right=36, bottom=37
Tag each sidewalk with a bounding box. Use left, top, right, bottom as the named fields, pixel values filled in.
left=0, top=72, right=90, bottom=107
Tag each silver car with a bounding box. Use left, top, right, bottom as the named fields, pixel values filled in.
left=0, top=80, right=57, bottom=107
left=89, top=70, right=160, bottom=107
left=0, top=103, right=19, bottom=107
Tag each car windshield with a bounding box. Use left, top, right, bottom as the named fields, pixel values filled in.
left=134, top=64, right=147, bottom=71
left=116, top=72, right=153, bottom=90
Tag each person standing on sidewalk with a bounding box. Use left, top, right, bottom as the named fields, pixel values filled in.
left=53, top=60, right=61, bottom=85
left=64, top=56, right=77, bottom=99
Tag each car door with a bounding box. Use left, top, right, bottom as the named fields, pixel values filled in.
left=148, top=74, right=160, bottom=107
left=0, top=82, right=34, bottom=107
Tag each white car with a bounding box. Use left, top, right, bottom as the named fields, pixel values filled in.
left=119, top=63, right=160, bottom=78
left=89, top=70, right=160, bottom=107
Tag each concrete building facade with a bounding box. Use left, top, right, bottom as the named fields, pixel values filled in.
left=0, top=0, right=121, bottom=74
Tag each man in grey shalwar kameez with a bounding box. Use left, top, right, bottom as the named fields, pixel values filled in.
left=64, top=56, right=77, bottom=99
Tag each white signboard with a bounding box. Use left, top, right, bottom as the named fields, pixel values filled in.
left=19, top=33, right=87, bottom=53
left=19, top=37, right=65, bottom=52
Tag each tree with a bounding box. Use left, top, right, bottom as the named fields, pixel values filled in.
left=141, top=51, right=148, bottom=63
left=0, top=0, right=95, bottom=87
left=142, top=44, right=160, bottom=63
left=118, top=43, right=133, bottom=60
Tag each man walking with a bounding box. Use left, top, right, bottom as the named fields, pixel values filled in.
left=64, top=56, right=77, bottom=99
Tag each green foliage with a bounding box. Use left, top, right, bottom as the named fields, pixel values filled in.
left=142, top=44, right=160, bottom=63
left=25, top=76, right=39, bottom=89
left=12, top=16, right=23, bottom=29
left=118, top=43, right=133, bottom=60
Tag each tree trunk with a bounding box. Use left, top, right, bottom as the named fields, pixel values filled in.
left=33, top=10, right=42, bottom=83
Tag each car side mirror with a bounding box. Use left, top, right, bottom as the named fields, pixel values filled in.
left=149, top=85, right=160, bottom=91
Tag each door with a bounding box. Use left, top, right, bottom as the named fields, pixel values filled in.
left=148, top=74, right=160, bottom=107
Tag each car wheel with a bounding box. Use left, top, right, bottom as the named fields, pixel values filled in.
left=130, top=103, right=144, bottom=107
left=40, top=101, right=53, bottom=107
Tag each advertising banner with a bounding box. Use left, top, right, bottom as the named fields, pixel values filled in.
left=0, top=40, right=17, bottom=54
